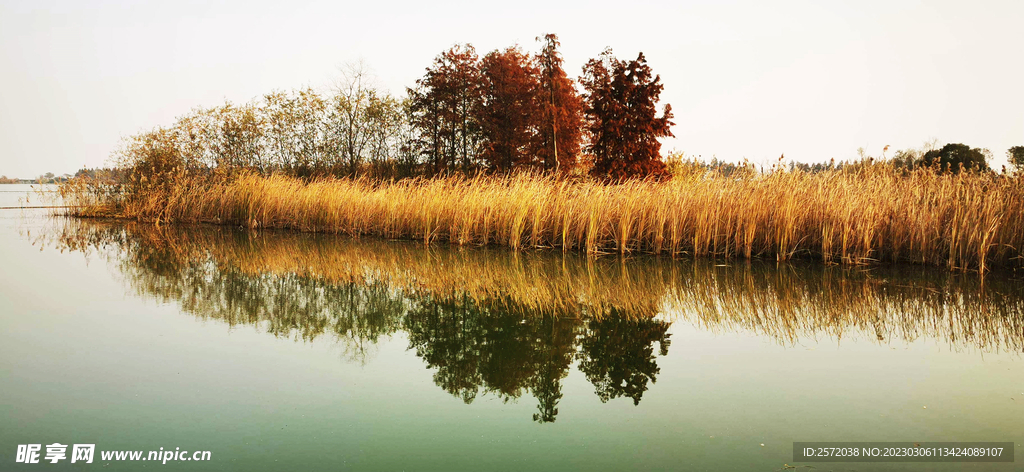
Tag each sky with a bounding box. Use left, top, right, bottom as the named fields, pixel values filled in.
left=1, top=0, right=1022, bottom=178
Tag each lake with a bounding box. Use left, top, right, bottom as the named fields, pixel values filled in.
left=1, top=184, right=1022, bottom=471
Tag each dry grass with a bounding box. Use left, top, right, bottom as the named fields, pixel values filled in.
left=61, top=164, right=1024, bottom=270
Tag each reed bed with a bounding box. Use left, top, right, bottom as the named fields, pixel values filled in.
left=61, top=165, right=1024, bottom=270
left=46, top=218, right=1024, bottom=352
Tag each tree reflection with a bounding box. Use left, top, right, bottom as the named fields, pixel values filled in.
left=38, top=218, right=1024, bottom=423
left=49, top=220, right=673, bottom=421
left=404, top=297, right=671, bottom=422
left=578, top=313, right=671, bottom=405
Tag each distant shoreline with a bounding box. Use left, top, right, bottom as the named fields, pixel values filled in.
left=0, top=180, right=62, bottom=184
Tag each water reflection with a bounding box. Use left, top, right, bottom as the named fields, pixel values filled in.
left=38, top=218, right=1024, bottom=422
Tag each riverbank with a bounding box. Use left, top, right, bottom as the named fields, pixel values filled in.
left=59, top=167, right=1024, bottom=271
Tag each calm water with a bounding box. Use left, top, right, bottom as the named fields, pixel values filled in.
left=1, top=184, right=1023, bottom=471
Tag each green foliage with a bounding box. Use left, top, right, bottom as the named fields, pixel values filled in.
left=890, top=148, right=922, bottom=171
left=789, top=160, right=838, bottom=173
left=920, top=143, right=991, bottom=173
left=577, top=314, right=670, bottom=405
left=1008, top=146, right=1024, bottom=172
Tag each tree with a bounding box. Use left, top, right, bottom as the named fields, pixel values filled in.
left=580, top=49, right=674, bottom=181
left=328, top=62, right=403, bottom=176
left=477, top=46, right=542, bottom=173
left=262, top=90, right=327, bottom=175
left=1008, top=146, right=1024, bottom=172
left=333, top=62, right=373, bottom=174
left=577, top=314, right=671, bottom=406
left=408, top=44, right=484, bottom=175
left=214, top=103, right=265, bottom=172
left=920, top=143, right=990, bottom=173
left=359, top=93, right=406, bottom=178
left=534, top=34, right=586, bottom=174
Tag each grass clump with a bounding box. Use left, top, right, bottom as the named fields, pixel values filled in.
left=60, top=163, right=1024, bottom=271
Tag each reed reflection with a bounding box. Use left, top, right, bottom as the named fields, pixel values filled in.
left=41, top=219, right=1024, bottom=422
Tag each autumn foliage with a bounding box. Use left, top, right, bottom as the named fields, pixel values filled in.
left=581, top=50, right=674, bottom=181
left=477, top=46, right=542, bottom=172
left=407, top=35, right=667, bottom=179
left=408, top=44, right=484, bottom=176
left=534, top=34, right=586, bottom=174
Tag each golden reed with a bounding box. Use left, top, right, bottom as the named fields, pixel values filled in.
left=61, top=164, right=1024, bottom=271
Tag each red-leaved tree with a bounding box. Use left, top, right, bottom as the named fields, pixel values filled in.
left=408, top=44, right=483, bottom=175
left=477, top=46, right=542, bottom=173
left=534, top=34, right=586, bottom=175
left=580, top=49, right=673, bottom=181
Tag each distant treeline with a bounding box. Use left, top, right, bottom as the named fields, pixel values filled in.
left=788, top=143, right=1024, bottom=175
left=675, top=143, right=1024, bottom=177
left=0, top=173, right=73, bottom=184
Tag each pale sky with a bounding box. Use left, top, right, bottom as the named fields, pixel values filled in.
left=1, top=0, right=1021, bottom=178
